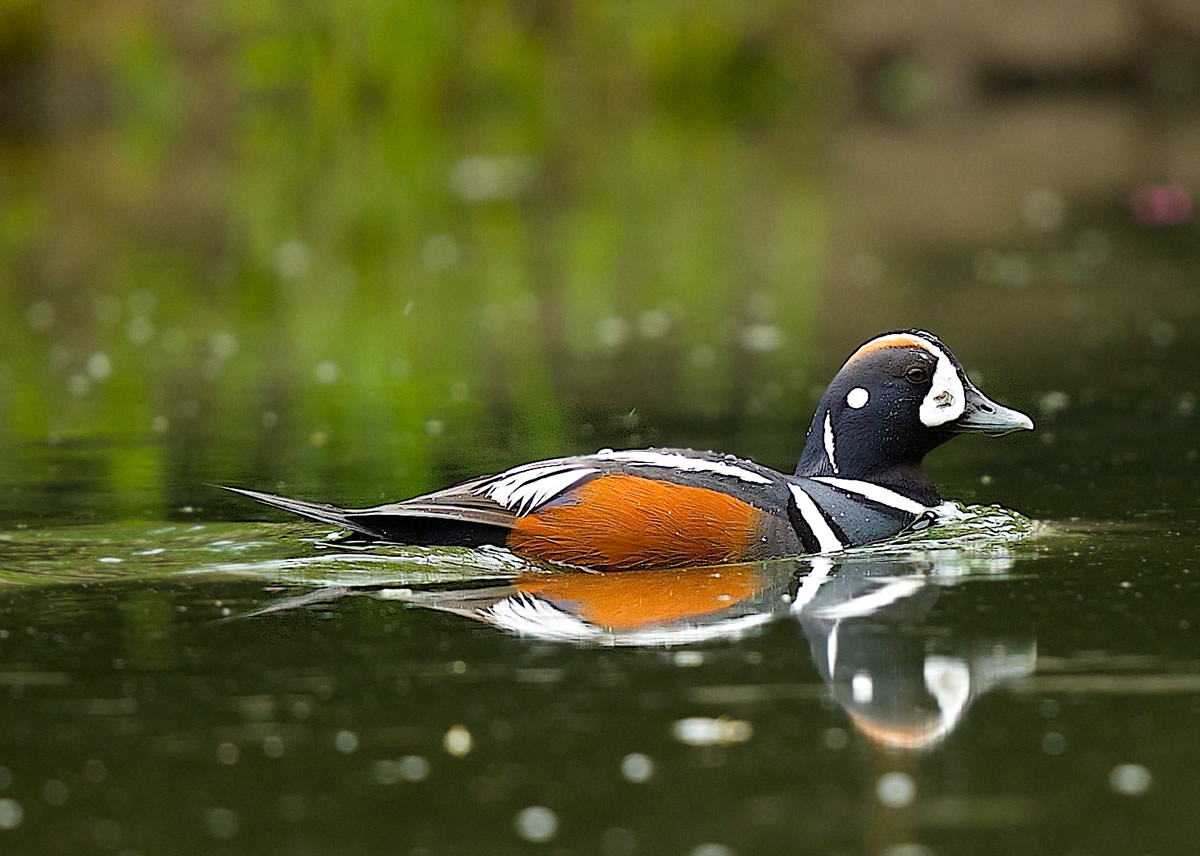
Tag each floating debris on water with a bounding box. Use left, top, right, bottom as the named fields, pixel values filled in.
left=690, top=844, right=734, bottom=856
left=620, top=753, right=654, bottom=783
left=1109, top=763, right=1152, bottom=795
left=1041, top=732, right=1066, bottom=755
left=216, top=742, right=240, bottom=765
left=443, top=724, right=472, bottom=758
left=672, top=717, right=753, bottom=746
left=262, top=736, right=285, bottom=758
left=397, top=755, right=431, bottom=783
left=876, top=771, right=917, bottom=808
left=514, top=805, right=558, bottom=843
left=822, top=727, right=849, bottom=750
left=0, top=798, right=22, bottom=830
left=204, top=807, right=238, bottom=840
left=1038, top=391, right=1070, bottom=416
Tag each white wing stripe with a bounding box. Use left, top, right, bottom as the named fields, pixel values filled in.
left=596, top=450, right=772, bottom=484
left=476, top=448, right=774, bottom=515
left=810, top=477, right=927, bottom=515
left=788, top=484, right=844, bottom=553
left=479, top=466, right=599, bottom=514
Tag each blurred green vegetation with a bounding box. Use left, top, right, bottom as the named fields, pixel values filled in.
left=0, top=0, right=841, bottom=524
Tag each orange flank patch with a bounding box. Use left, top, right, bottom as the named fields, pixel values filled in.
left=507, top=473, right=765, bottom=570
left=845, top=334, right=930, bottom=365
left=514, top=565, right=762, bottom=631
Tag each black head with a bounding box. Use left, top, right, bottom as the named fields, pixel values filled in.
left=796, top=330, right=1033, bottom=503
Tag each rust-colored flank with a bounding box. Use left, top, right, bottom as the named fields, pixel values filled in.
left=508, top=473, right=763, bottom=571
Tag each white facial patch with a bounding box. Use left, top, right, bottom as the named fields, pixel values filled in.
left=846, top=387, right=869, bottom=409
left=823, top=412, right=838, bottom=474
left=916, top=340, right=965, bottom=427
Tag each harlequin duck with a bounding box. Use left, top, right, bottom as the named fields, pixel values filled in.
left=226, top=329, right=1032, bottom=570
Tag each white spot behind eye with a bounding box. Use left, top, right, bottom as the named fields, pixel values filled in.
left=846, top=387, right=869, bottom=409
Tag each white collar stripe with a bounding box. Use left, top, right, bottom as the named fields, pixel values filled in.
left=810, top=477, right=928, bottom=515
left=823, top=412, right=838, bottom=474
left=788, top=484, right=844, bottom=553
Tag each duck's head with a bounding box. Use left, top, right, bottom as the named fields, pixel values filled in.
left=796, top=330, right=1033, bottom=502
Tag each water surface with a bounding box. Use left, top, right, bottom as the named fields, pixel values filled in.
left=3, top=4, right=1200, bottom=854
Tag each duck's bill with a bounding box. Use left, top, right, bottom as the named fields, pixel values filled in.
left=952, top=387, right=1034, bottom=436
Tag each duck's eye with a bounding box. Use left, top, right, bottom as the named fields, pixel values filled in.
left=905, top=366, right=930, bottom=384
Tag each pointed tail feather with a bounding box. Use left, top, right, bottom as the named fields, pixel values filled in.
left=220, top=485, right=514, bottom=547
left=220, top=486, right=380, bottom=536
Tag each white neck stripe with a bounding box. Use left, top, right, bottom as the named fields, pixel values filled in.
left=788, top=484, right=844, bottom=553
left=810, top=477, right=928, bottom=515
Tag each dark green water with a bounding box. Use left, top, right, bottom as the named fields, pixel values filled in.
left=4, top=3, right=1200, bottom=854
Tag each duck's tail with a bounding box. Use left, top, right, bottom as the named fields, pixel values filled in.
left=219, top=485, right=513, bottom=547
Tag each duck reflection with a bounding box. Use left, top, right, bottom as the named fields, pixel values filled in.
left=384, top=562, right=785, bottom=645
left=372, top=553, right=1034, bottom=750
left=796, top=557, right=1036, bottom=749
